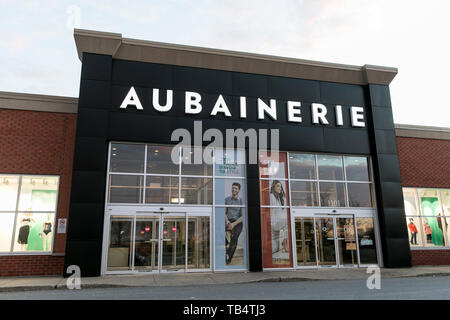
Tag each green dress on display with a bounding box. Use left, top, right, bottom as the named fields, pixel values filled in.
left=421, top=197, right=444, bottom=246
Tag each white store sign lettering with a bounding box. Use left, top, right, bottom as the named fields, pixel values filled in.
left=119, top=86, right=366, bottom=127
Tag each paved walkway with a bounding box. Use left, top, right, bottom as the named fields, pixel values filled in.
left=1, top=266, right=450, bottom=292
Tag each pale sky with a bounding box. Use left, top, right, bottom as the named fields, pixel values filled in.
left=1, top=0, right=449, bottom=127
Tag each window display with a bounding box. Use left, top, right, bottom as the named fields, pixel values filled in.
left=403, top=188, right=419, bottom=215
left=0, top=175, right=59, bottom=254
left=421, top=197, right=445, bottom=246
left=402, top=188, right=450, bottom=248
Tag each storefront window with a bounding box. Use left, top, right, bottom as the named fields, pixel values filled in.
left=319, top=182, right=346, bottom=207
left=403, top=188, right=419, bottom=215
left=289, top=153, right=316, bottom=180
left=347, top=183, right=373, bottom=207
left=344, top=156, right=371, bottom=181
left=0, top=175, right=59, bottom=254
left=147, top=145, right=179, bottom=175
left=402, top=188, right=450, bottom=248
left=180, top=178, right=212, bottom=205
left=181, top=146, right=213, bottom=176
left=291, top=181, right=318, bottom=206
left=145, top=176, right=179, bottom=204
left=0, top=175, right=19, bottom=210
left=110, top=143, right=145, bottom=173
left=317, top=155, right=344, bottom=181
left=109, top=175, right=144, bottom=204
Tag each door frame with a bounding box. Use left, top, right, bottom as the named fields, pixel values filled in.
left=101, top=205, right=212, bottom=275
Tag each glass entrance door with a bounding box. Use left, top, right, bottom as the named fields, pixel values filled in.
left=315, top=217, right=337, bottom=266
left=294, top=214, right=362, bottom=268
left=134, top=216, right=159, bottom=271
left=161, top=216, right=186, bottom=271
left=106, top=212, right=210, bottom=273
left=295, top=217, right=316, bottom=266
left=335, top=216, right=358, bottom=266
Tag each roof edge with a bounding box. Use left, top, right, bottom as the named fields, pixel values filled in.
left=0, top=91, right=78, bottom=114
left=74, top=29, right=397, bottom=85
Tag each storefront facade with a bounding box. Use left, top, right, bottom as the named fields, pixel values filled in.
left=62, top=29, right=410, bottom=277
left=0, top=29, right=447, bottom=277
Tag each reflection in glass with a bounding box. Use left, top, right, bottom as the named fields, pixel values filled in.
left=259, top=152, right=287, bottom=179
left=344, top=156, right=370, bottom=181
left=134, top=217, right=159, bottom=271
left=181, top=147, right=213, bottom=176
left=215, top=149, right=246, bottom=177
left=289, top=153, right=316, bottom=179
left=357, top=218, right=378, bottom=264
left=0, top=176, right=19, bottom=211
left=295, top=218, right=316, bottom=266
left=270, top=207, right=291, bottom=265
left=145, top=176, right=179, bottom=204
left=317, top=155, right=343, bottom=180
left=441, top=189, right=450, bottom=217
left=406, top=216, right=423, bottom=247
left=147, top=145, right=179, bottom=175
left=291, top=181, right=318, bottom=206
left=18, top=176, right=59, bottom=211
left=315, top=218, right=336, bottom=265
left=319, top=182, right=346, bottom=207
left=110, top=143, right=145, bottom=173
left=0, top=213, right=15, bottom=252
left=161, top=217, right=186, bottom=271
left=403, top=188, right=419, bottom=216
left=347, top=183, right=373, bottom=207
left=109, top=175, right=144, bottom=203
left=180, top=178, right=213, bottom=205
left=188, top=216, right=210, bottom=269
left=336, top=217, right=357, bottom=265
left=107, top=217, right=133, bottom=271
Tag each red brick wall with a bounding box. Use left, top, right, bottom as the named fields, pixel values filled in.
left=0, top=255, right=65, bottom=277
left=0, top=108, right=76, bottom=276
left=411, top=250, right=450, bottom=266
left=397, top=137, right=450, bottom=188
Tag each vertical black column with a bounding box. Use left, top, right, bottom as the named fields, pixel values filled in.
left=64, top=53, right=112, bottom=277
left=366, top=84, right=412, bottom=268
left=246, top=149, right=263, bottom=271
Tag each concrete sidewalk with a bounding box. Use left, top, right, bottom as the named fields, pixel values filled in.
left=1, top=266, right=450, bottom=292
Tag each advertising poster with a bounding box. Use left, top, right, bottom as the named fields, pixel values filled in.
left=259, top=152, right=292, bottom=268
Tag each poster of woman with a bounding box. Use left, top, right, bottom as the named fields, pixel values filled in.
left=269, top=180, right=289, bottom=263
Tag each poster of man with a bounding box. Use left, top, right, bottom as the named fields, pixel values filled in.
left=225, top=182, right=243, bottom=265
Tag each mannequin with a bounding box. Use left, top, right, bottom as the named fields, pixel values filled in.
left=40, top=214, right=53, bottom=251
